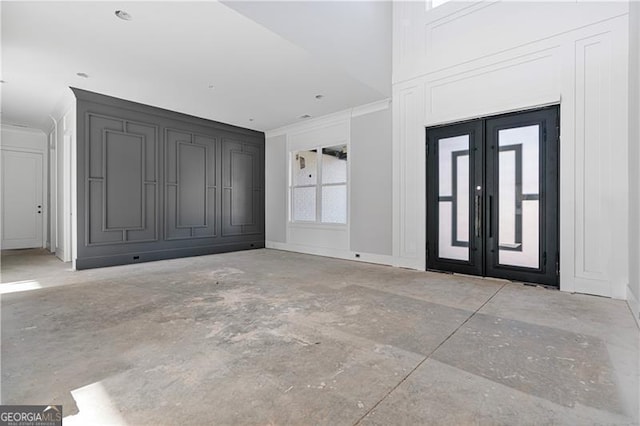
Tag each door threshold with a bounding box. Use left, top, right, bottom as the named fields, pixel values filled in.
left=452, top=272, right=559, bottom=290
left=453, top=273, right=510, bottom=283
left=518, top=281, right=559, bottom=290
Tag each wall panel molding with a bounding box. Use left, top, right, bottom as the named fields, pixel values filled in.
left=103, top=130, right=145, bottom=232
left=393, top=81, right=426, bottom=263
left=164, top=128, right=218, bottom=241
left=573, top=32, right=612, bottom=285
left=394, top=1, right=628, bottom=84
left=425, top=0, right=500, bottom=73
left=427, top=48, right=561, bottom=125
left=393, top=3, right=630, bottom=298
left=85, top=113, right=158, bottom=246
left=177, top=141, right=207, bottom=228
left=222, top=139, right=264, bottom=237
left=74, top=88, right=265, bottom=269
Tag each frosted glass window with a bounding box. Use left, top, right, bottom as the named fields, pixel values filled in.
left=292, top=187, right=316, bottom=222
left=290, top=144, right=348, bottom=224
left=322, top=145, right=347, bottom=184
left=437, top=134, right=470, bottom=261
left=321, top=185, right=347, bottom=223
left=456, top=154, right=469, bottom=243
left=292, top=150, right=317, bottom=186
left=497, top=125, right=540, bottom=269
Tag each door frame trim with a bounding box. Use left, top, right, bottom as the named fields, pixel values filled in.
left=426, top=105, right=560, bottom=287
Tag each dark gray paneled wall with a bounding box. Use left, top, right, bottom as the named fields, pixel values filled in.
left=350, top=108, right=392, bottom=255
left=87, top=114, right=158, bottom=245
left=74, top=88, right=264, bottom=269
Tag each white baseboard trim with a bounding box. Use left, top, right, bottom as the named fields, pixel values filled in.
left=265, top=241, right=418, bottom=269
left=393, top=257, right=426, bottom=270
left=627, top=285, right=640, bottom=329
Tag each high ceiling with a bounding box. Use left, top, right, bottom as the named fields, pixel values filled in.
left=0, top=1, right=391, bottom=133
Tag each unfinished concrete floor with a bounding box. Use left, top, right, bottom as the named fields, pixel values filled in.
left=1, top=248, right=638, bottom=425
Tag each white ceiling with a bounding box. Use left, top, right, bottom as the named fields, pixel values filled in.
left=222, top=1, right=391, bottom=96
left=0, top=1, right=391, bottom=133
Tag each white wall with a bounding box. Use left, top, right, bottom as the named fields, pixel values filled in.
left=265, top=100, right=394, bottom=265
left=628, top=0, right=640, bottom=323
left=1, top=125, right=47, bottom=151
left=48, top=97, right=76, bottom=264
left=351, top=107, right=393, bottom=256
left=0, top=124, right=48, bottom=248
left=393, top=1, right=630, bottom=299
left=266, top=134, right=287, bottom=243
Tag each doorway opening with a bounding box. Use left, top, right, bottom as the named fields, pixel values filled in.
left=426, top=106, right=559, bottom=287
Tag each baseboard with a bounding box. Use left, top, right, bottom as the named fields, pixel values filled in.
left=75, top=241, right=265, bottom=270
left=627, top=285, right=640, bottom=329
left=265, top=241, right=423, bottom=270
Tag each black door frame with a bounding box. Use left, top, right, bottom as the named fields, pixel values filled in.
left=426, top=105, right=560, bottom=287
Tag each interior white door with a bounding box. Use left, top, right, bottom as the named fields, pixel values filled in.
left=1, top=149, right=43, bottom=249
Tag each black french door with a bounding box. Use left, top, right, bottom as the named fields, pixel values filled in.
left=426, top=106, right=559, bottom=287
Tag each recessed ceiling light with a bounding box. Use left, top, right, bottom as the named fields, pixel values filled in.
left=208, top=84, right=215, bottom=90
left=76, top=72, right=89, bottom=78
left=298, top=114, right=312, bottom=119
left=115, top=10, right=132, bottom=21
left=315, top=94, right=324, bottom=100
left=249, top=118, right=254, bottom=122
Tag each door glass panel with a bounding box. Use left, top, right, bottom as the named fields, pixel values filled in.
left=438, top=135, right=470, bottom=261
left=497, top=125, right=539, bottom=268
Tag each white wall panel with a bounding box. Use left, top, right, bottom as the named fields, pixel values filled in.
left=265, top=135, right=287, bottom=243
left=394, top=0, right=628, bottom=83
left=288, top=122, right=348, bottom=152
left=427, top=48, right=560, bottom=125
left=393, top=1, right=630, bottom=298
left=628, top=1, right=640, bottom=323
left=288, top=224, right=349, bottom=251
left=394, top=83, right=426, bottom=265
left=350, top=109, right=393, bottom=256
left=574, top=33, right=611, bottom=286
left=55, top=105, right=76, bottom=263
left=424, top=2, right=626, bottom=76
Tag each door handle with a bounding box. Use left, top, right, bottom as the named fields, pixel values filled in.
left=475, top=195, right=482, bottom=238
left=489, top=195, right=494, bottom=238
